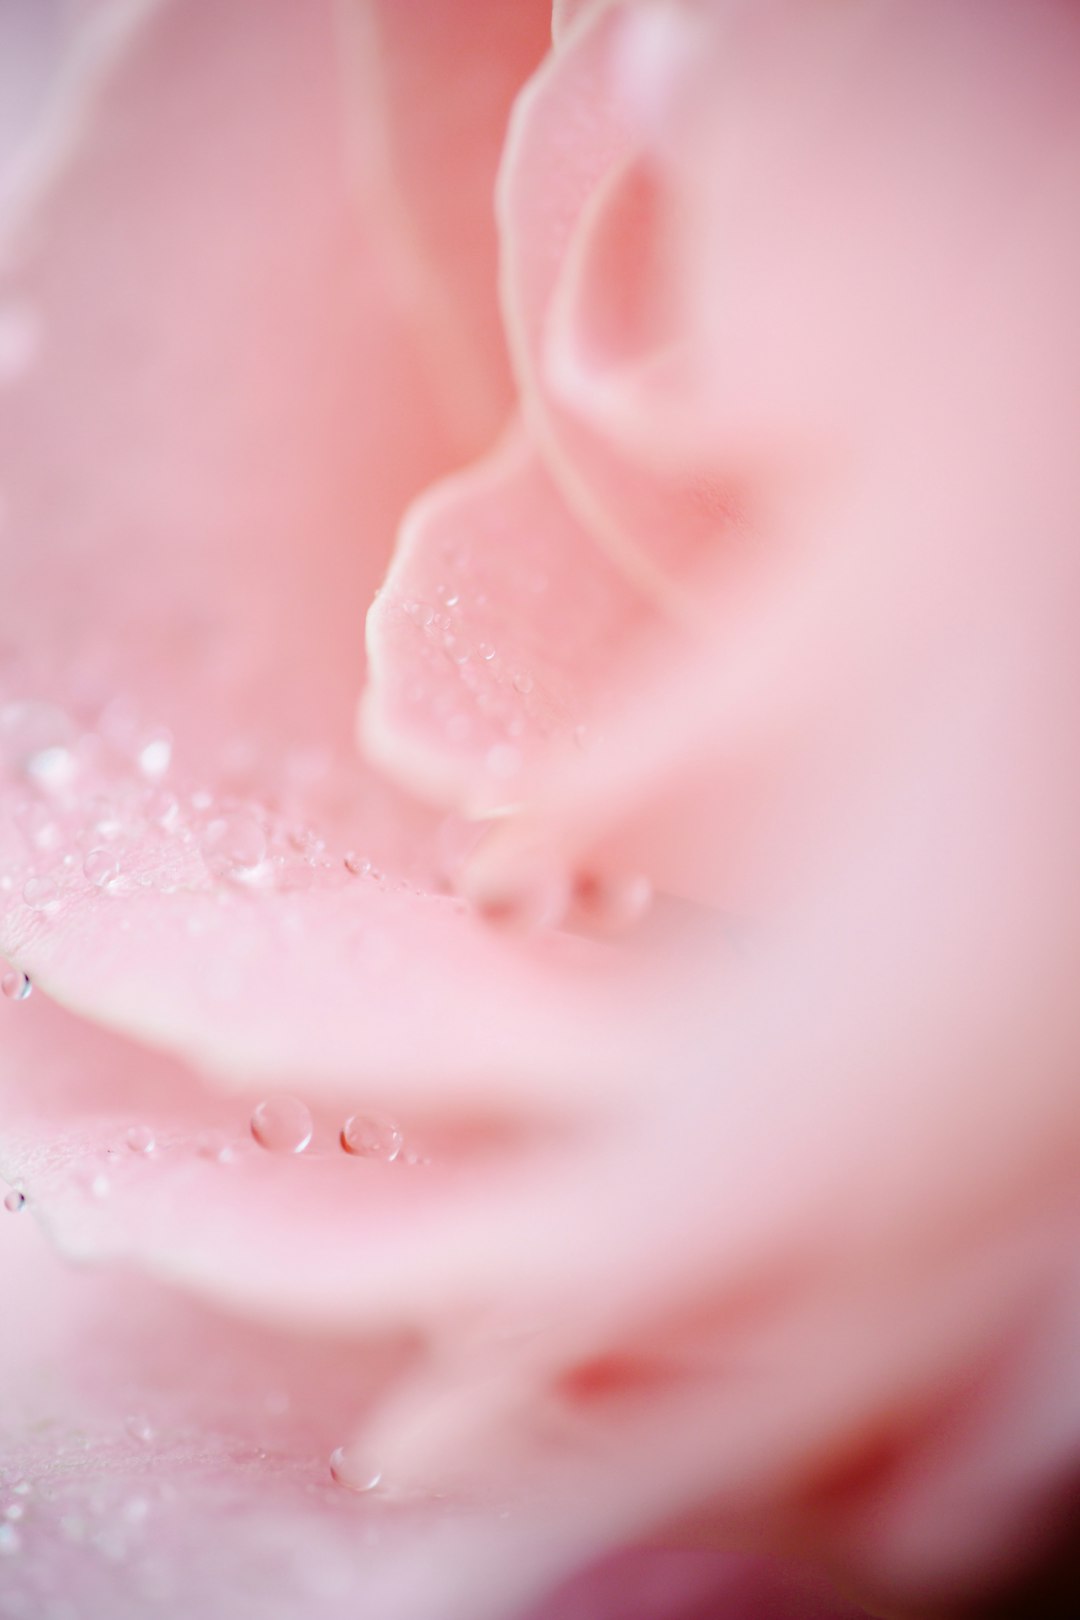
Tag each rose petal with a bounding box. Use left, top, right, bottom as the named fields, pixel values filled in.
left=498, top=0, right=735, bottom=592
left=354, top=0, right=552, bottom=453
left=363, top=421, right=662, bottom=811
left=0, top=0, right=488, bottom=777
left=0, top=1210, right=867, bottom=1620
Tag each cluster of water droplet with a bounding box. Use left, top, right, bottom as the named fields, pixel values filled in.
left=0, top=687, right=440, bottom=951
left=393, top=571, right=545, bottom=786
left=248, top=1095, right=406, bottom=1164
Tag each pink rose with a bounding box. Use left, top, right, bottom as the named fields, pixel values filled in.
left=2, top=3, right=1078, bottom=1618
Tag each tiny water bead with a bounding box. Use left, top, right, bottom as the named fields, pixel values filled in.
left=4, top=1190, right=26, bottom=1213
left=329, top=1445, right=382, bottom=1494
left=22, top=874, right=59, bottom=912
left=200, top=810, right=267, bottom=876
left=340, top=1114, right=403, bottom=1163
left=125, top=1125, right=156, bottom=1155
left=251, top=1095, right=313, bottom=1154
left=343, top=851, right=371, bottom=877
left=84, top=847, right=120, bottom=887
left=1, top=969, right=31, bottom=1001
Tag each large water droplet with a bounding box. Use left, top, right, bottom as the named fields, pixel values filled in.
left=329, top=1445, right=382, bottom=1494
left=340, top=1114, right=403, bottom=1163
left=125, top=1125, right=156, bottom=1155
left=250, top=1095, right=313, bottom=1154
left=4, top=1189, right=26, bottom=1213
left=466, top=861, right=569, bottom=933
left=84, top=847, right=120, bottom=888
left=573, top=871, right=654, bottom=932
left=1, top=969, right=31, bottom=1001
left=22, top=874, right=58, bottom=913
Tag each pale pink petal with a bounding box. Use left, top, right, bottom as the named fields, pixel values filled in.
left=0, top=767, right=636, bottom=1113
left=352, top=0, right=552, bottom=453
left=0, top=0, right=481, bottom=777
left=498, top=0, right=734, bottom=592
left=363, top=421, right=664, bottom=812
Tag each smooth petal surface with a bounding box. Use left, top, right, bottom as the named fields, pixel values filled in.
left=498, top=0, right=736, bottom=595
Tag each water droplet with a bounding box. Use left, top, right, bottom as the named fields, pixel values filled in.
left=512, top=670, right=534, bottom=695
left=466, top=860, right=569, bottom=933
left=329, top=1445, right=382, bottom=1494
left=4, top=1189, right=26, bottom=1213
left=343, top=851, right=371, bottom=877
left=125, top=1125, right=156, bottom=1155
left=137, top=729, right=172, bottom=780
left=250, top=1095, right=313, bottom=1154
left=22, top=874, right=58, bottom=913
left=125, top=1416, right=155, bottom=1444
left=201, top=810, right=267, bottom=876
left=26, top=744, right=75, bottom=792
left=2, top=969, right=31, bottom=1001
left=573, top=871, right=654, bottom=932
left=143, top=786, right=179, bottom=827
left=340, top=1114, right=403, bottom=1162
left=3, top=1503, right=24, bottom=1522
left=478, top=642, right=496, bottom=661
left=0, top=699, right=73, bottom=766
left=195, top=1130, right=235, bottom=1164
left=84, top=847, right=120, bottom=888
left=0, top=1522, right=21, bottom=1556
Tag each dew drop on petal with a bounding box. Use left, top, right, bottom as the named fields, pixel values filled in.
left=125, top=1125, right=156, bottom=1155
left=343, top=851, right=371, bottom=877
left=4, top=1190, right=26, bottom=1213
left=1, top=969, right=31, bottom=1001
left=201, top=811, right=267, bottom=876
left=466, top=862, right=569, bottom=933
left=22, top=874, right=58, bottom=912
left=196, top=1130, right=235, bottom=1164
left=340, top=1114, right=403, bottom=1163
left=137, top=729, right=172, bottom=780
left=84, top=847, right=120, bottom=888
left=0, top=1522, right=21, bottom=1556
left=250, top=1095, right=313, bottom=1154
left=27, top=744, right=75, bottom=792
left=329, top=1445, right=382, bottom=1494
left=573, top=870, right=654, bottom=932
